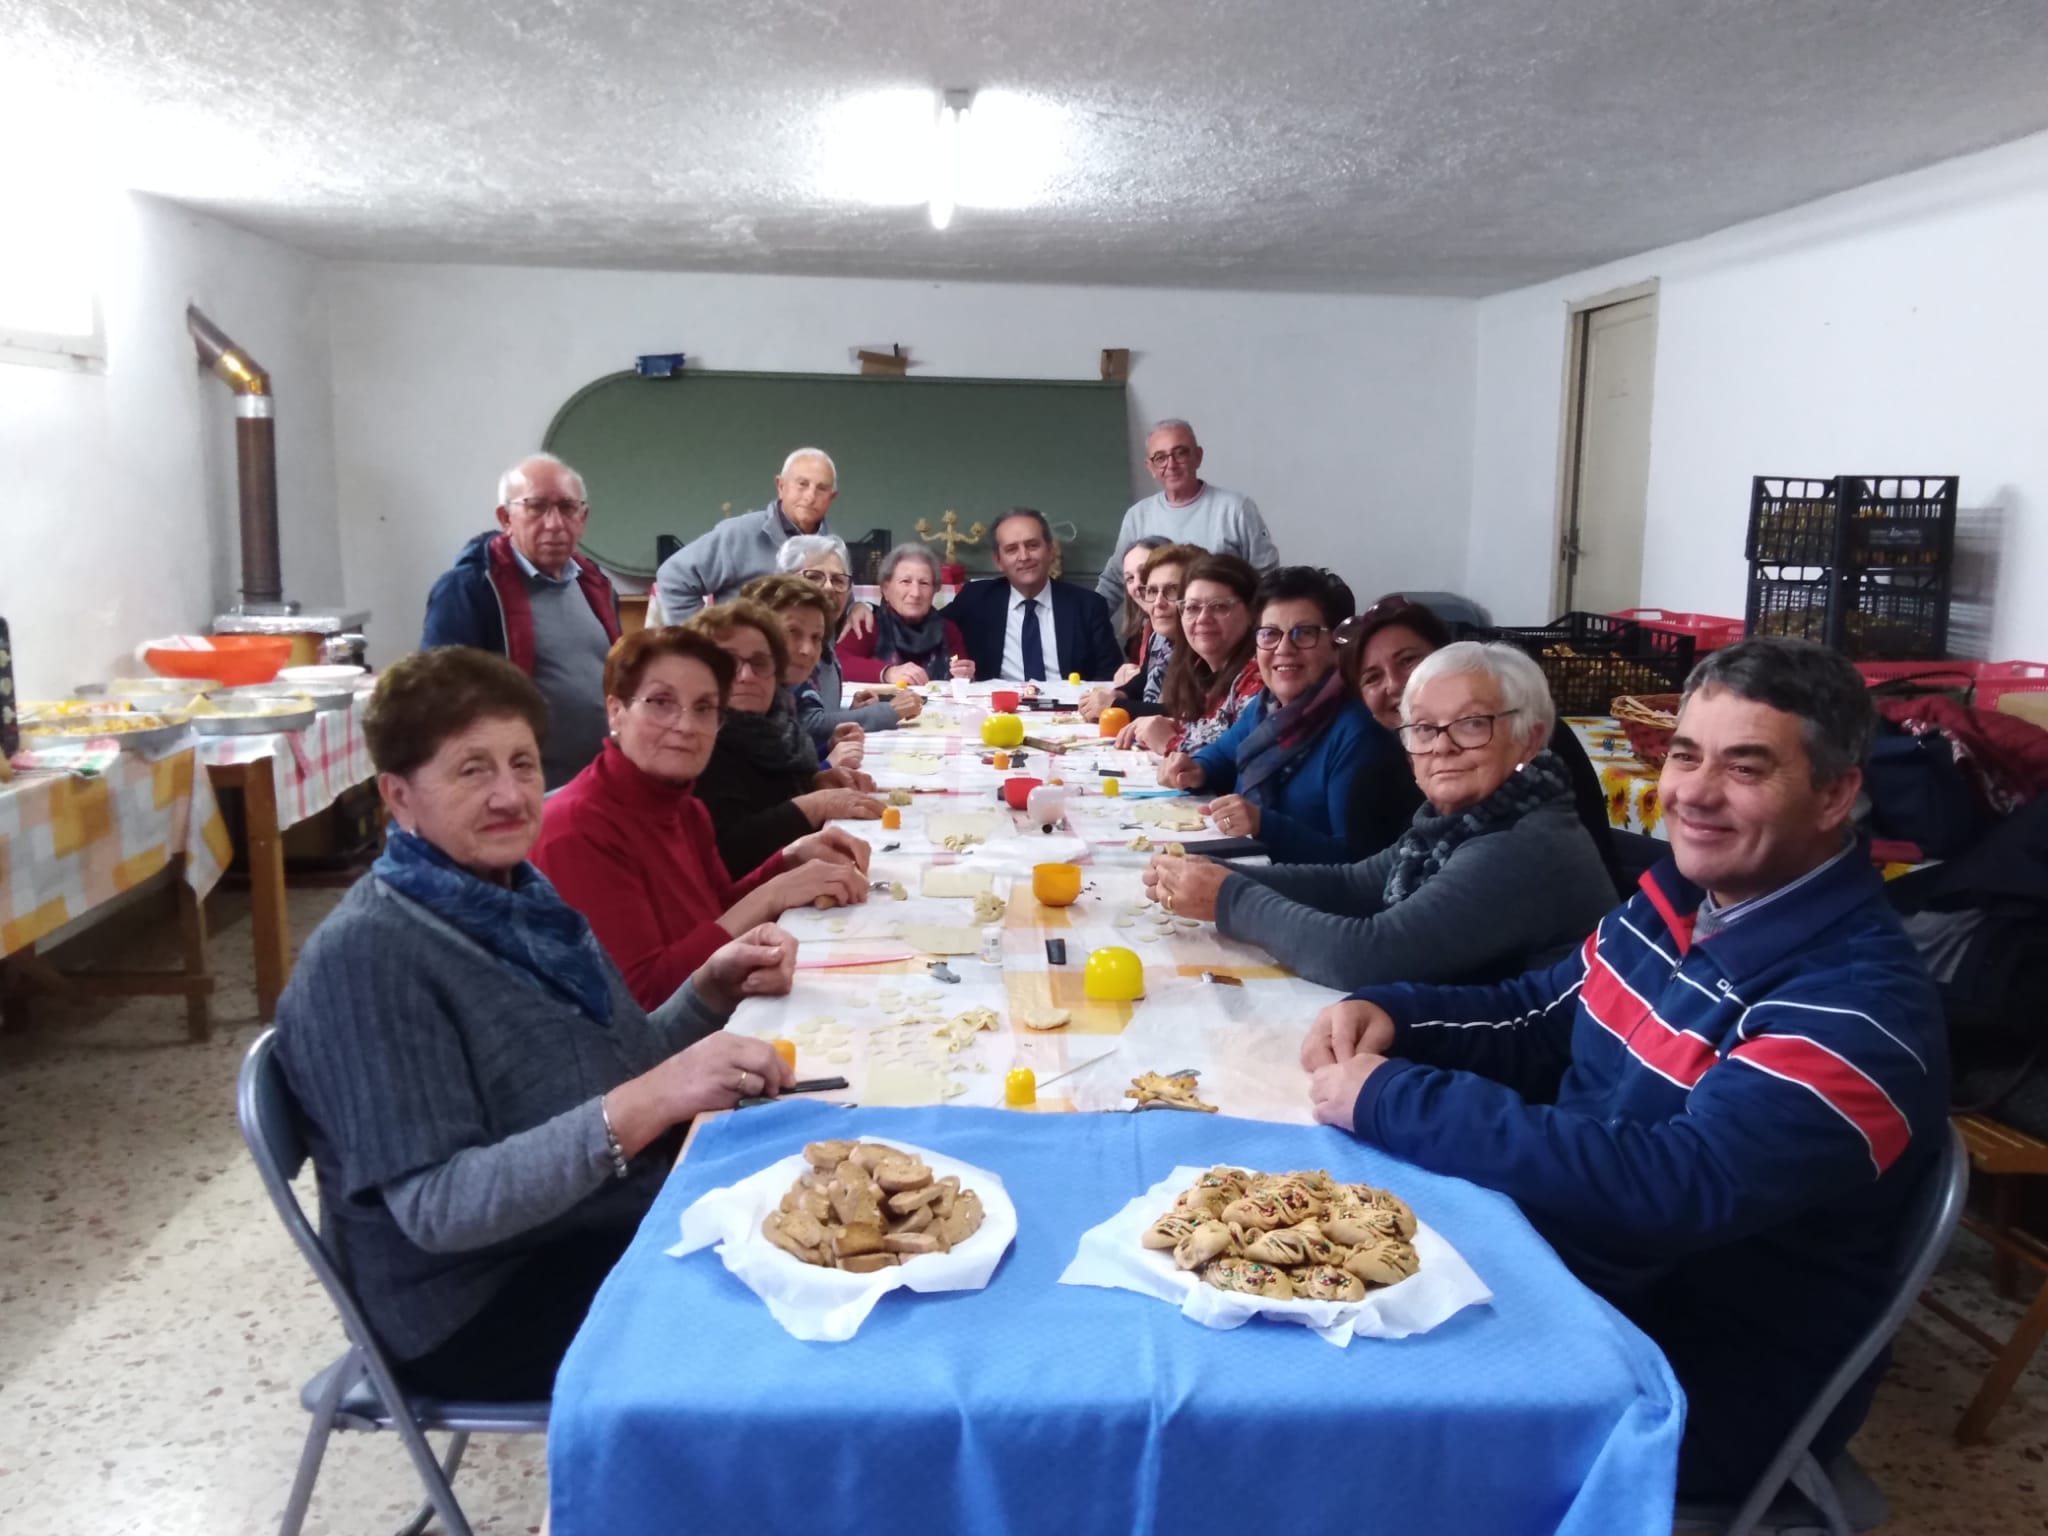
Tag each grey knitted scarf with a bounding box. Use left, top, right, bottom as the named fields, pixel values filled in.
left=1381, top=750, right=1577, bottom=907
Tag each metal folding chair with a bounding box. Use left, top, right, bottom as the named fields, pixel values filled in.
left=1675, top=1124, right=1969, bottom=1536
left=237, top=1028, right=549, bottom=1536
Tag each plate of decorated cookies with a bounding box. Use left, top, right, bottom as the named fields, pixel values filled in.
left=670, top=1138, right=1017, bottom=1341
left=1059, top=1164, right=1490, bottom=1346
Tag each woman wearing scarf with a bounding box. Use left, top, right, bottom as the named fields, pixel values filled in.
left=774, top=534, right=919, bottom=746
left=1338, top=593, right=1625, bottom=883
left=273, top=647, right=798, bottom=1400
left=837, top=542, right=972, bottom=685
left=686, top=596, right=884, bottom=875
left=1145, top=641, right=1615, bottom=991
left=1157, top=565, right=1386, bottom=863
left=533, top=626, right=872, bottom=1011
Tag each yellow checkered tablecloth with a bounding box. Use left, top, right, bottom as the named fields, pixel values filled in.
left=717, top=681, right=1346, bottom=1123
left=0, top=749, right=234, bottom=957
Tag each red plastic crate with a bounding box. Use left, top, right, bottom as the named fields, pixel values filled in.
left=1610, top=609, right=1745, bottom=651
left=1977, top=661, right=2048, bottom=709
left=1854, top=659, right=1983, bottom=689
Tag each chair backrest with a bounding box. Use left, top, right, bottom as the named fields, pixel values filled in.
left=237, top=1028, right=420, bottom=1410
left=1720, top=1123, right=1969, bottom=1533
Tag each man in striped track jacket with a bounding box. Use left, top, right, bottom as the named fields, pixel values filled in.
left=1306, top=638, right=1950, bottom=1499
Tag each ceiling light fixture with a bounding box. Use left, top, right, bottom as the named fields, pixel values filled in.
left=929, top=89, right=973, bottom=231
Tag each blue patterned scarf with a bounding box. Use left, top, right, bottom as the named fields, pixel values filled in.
left=1235, top=666, right=1349, bottom=807
left=372, top=827, right=615, bottom=1023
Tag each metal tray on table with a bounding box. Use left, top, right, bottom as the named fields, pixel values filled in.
left=191, top=697, right=319, bottom=736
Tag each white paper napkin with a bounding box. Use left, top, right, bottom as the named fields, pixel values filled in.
left=1057, top=1164, right=1491, bottom=1347
left=669, top=1141, right=1017, bottom=1341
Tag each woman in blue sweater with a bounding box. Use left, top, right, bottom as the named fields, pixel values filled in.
left=1158, top=566, right=1392, bottom=864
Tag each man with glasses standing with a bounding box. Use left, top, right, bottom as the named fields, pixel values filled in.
left=424, top=452, right=621, bottom=788
left=1094, top=420, right=1279, bottom=607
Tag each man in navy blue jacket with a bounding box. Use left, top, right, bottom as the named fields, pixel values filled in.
left=1305, top=638, right=1949, bottom=1499
left=945, top=509, right=1123, bottom=683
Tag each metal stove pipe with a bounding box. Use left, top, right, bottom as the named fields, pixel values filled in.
left=186, top=305, right=286, bottom=611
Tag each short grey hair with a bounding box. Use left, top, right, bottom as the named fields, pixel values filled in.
left=1681, top=638, right=1876, bottom=784
left=1401, top=640, right=1557, bottom=741
left=879, top=542, right=941, bottom=585
left=776, top=533, right=850, bottom=573
left=1146, top=418, right=1196, bottom=441
left=780, top=446, right=838, bottom=481
left=497, top=451, right=585, bottom=507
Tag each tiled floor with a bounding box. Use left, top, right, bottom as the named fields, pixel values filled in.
left=2, top=880, right=2045, bottom=1534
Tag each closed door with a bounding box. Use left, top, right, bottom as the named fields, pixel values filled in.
left=1560, top=294, right=1658, bottom=613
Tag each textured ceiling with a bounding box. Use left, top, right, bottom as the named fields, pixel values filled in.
left=5, top=0, right=2048, bottom=294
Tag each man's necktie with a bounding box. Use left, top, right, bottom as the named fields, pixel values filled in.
left=1020, top=597, right=1045, bottom=681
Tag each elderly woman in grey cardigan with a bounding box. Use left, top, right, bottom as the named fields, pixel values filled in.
left=1145, top=641, right=1614, bottom=991
left=774, top=533, right=919, bottom=747
left=275, top=647, right=797, bottom=1401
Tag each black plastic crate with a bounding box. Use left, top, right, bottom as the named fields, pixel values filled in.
left=844, top=526, right=892, bottom=585
left=1483, top=612, right=1699, bottom=716
left=1747, top=475, right=1957, bottom=571
left=1745, top=569, right=1950, bottom=660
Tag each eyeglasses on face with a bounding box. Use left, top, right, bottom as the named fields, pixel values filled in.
left=1254, top=623, right=1334, bottom=651
left=800, top=569, right=852, bottom=591
left=627, top=693, right=720, bottom=728
left=510, top=496, right=588, bottom=524
left=1178, top=598, right=1241, bottom=618
left=1141, top=583, right=1183, bottom=603
left=1398, top=711, right=1519, bottom=753
left=1147, top=446, right=1197, bottom=467
left=722, top=650, right=779, bottom=678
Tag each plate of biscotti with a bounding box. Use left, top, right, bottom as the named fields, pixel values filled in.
left=670, top=1138, right=1017, bottom=1341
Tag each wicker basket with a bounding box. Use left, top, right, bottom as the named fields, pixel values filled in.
left=1611, top=693, right=1682, bottom=767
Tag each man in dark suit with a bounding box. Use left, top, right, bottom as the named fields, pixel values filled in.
left=945, top=509, right=1124, bottom=682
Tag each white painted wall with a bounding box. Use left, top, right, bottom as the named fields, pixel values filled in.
left=1467, top=131, right=2048, bottom=662
left=322, top=265, right=1475, bottom=663
left=0, top=193, right=341, bottom=699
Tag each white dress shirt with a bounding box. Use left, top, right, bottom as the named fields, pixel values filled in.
left=998, top=583, right=1061, bottom=682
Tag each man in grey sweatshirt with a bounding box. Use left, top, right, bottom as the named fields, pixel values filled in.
left=1094, top=419, right=1280, bottom=605
left=655, top=447, right=838, bottom=619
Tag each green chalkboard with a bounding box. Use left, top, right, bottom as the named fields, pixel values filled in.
left=543, top=370, right=1134, bottom=580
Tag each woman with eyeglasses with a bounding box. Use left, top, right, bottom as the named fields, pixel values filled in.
left=1146, top=641, right=1615, bottom=990
left=1338, top=595, right=1624, bottom=887
left=1079, top=541, right=1204, bottom=723
left=1156, top=565, right=1386, bottom=863
left=773, top=534, right=921, bottom=746
left=1112, top=537, right=1172, bottom=671
left=682, top=599, right=884, bottom=876
left=534, top=627, right=873, bottom=1009
left=836, top=542, right=974, bottom=687
left=1117, top=552, right=1264, bottom=755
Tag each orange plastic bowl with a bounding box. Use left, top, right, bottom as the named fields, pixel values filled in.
left=1032, top=863, right=1082, bottom=907
left=145, top=636, right=292, bottom=687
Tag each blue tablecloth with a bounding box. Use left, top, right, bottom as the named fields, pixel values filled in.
left=550, top=1102, right=1682, bottom=1536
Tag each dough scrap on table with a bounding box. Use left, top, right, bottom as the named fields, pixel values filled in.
left=886, top=789, right=915, bottom=806
left=889, top=753, right=945, bottom=776
left=922, top=867, right=995, bottom=899
left=1020, top=1006, right=1071, bottom=1032
left=926, top=812, right=1005, bottom=847
left=899, top=923, right=985, bottom=957
left=971, top=892, right=1006, bottom=925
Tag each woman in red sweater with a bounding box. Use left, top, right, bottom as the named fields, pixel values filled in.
left=533, top=627, right=871, bottom=1010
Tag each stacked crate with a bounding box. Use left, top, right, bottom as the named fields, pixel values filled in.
left=1745, top=476, right=1957, bottom=660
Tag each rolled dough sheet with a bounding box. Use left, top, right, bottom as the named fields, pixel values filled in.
left=899, top=923, right=985, bottom=956
left=889, top=752, right=945, bottom=775
left=1130, top=800, right=1210, bottom=831
left=922, top=867, right=996, bottom=899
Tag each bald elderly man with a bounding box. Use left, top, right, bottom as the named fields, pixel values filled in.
left=422, top=451, right=621, bottom=788
left=655, top=447, right=841, bottom=621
